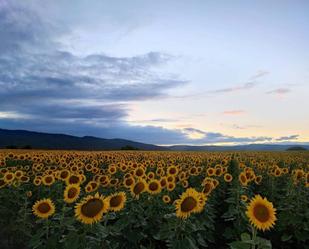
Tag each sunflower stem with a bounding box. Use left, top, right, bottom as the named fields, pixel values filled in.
left=251, top=226, right=257, bottom=249
left=45, top=219, right=49, bottom=241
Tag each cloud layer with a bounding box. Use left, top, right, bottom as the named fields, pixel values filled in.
left=0, top=1, right=304, bottom=145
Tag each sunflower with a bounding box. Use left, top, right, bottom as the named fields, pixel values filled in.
left=130, top=178, right=147, bottom=199
left=108, top=165, right=117, bottom=175
left=246, top=195, right=277, bottom=231
left=162, top=195, right=171, bottom=204
left=59, top=169, right=70, bottom=181
left=32, top=198, right=56, bottom=219
left=159, top=177, right=167, bottom=188
left=66, top=174, right=81, bottom=185
left=241, top=194, right=248, bottom=202
left=147, top=179, right=161, bottom=195
left=42, top=174, right=55, bottom=186
left=3, top=172, right=15, bottom=184
left=107, top=192, right=126, bottom=212
left=147, top=172, right=155, bottom=180
left=64, top=184, right=81, bottom=203
left=239, top=172, right=248, bottom=186
left=202, top=181, right=214, bottom=196
left=175, top=188, right=205, bottom=219
left=75, top=193, right=109, bottom=224
left=0, top=179, right=7, bottom=188
left=123, top=177, right=135, bottom=188
left=167, top=165, right=179, bottom=176
left=255, top=175, right=262, bottom=185
left=33, top=177, right=42, bottom=186
left=207, top=167, right=215, bottom=176
left=224, top=173, right=233, bottom=183
left=14, top=170, right=24, bottom=179
left=167, top=182, right=176, bottom=191
left=181, top=180, right=189, bottom=188
left=134, top=167, right=145, bottom=178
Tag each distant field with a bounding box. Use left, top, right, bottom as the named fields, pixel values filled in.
left=0, top=150, right=308, bottom=249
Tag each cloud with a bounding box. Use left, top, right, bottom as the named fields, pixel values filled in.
left=182, top=127, right=272, bottom=144
left=223, top=110, right=246, bottom=115
left=210, top=81, right=257, bottom=93
left=0, top=1, right=187, bottom=137
left=276, top=135, right=299, bottom=141
left=208, top=70, right=269, bottom=94
left=266, top=88, right=291, bottom=96
left=249, top=70, right=270, bottom=80
left=230, top=124, right=263, bottom=130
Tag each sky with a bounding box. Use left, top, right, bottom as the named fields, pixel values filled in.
left=0, top=0, right=308, bottom=145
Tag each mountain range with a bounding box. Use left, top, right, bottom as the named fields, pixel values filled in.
left=0, top=128, right=308, bottom=151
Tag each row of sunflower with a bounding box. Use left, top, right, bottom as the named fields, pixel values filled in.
left=0, top=150, right=308, bottom=249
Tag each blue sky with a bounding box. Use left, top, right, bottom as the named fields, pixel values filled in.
left=0, top=0, right=308, bottom=145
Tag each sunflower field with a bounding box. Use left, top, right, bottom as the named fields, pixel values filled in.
left=0, top=150, right=308, bottom=249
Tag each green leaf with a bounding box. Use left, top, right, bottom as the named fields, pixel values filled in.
left=281, top=234, right=292, bottom=242
left=229, top=241, right=251, bottom=249
left=256, top=237, right=272, bottom=249
left=241, top=233, right=251, bottom=242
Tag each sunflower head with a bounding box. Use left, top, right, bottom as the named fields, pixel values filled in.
left=64, top=184, right=81, bottom=203
left=162, top=194, right=171, bottom=204
left=224, top=173, right=233, bottom=183
left=42, top=174, right=55, bottom=186
left=246, top=195, right=277, bottom=231
left=175, top=188, right=206, bottom=219
left=130, top=178, right=147, bottom=199
left=107, top=192, right=126, bottom=212
left=32, top=198, right=56, bottom=219
left=147, top=179, right=161, bottom=195
left=239, top=172, right=248, bottom=186
left=75, top=193, right=109, bottom=224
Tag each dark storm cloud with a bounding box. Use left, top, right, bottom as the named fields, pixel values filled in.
left=0, top=1, right=186, bottom=129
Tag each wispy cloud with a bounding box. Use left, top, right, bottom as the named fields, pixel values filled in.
left=249, top=70, right=270, bottom=80
left=210, top=81, right=257, bottom=93
left=266, top=88, right=291, bottom=96
left=276, top=134, right=299, bottom=141
left=209, top=70, right=269, bottom=94
left=183, top=127, right=273, bottom=144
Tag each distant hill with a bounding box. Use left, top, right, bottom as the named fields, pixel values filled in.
left=1, top=128, right=309, bottom=151
left=286, top=146, right=307, bottom=151
left=0, top=128, right=167, bottom=151
left=168, top=144, right=309, bottom=151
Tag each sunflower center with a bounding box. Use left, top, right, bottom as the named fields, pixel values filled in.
left=169, top=168, right=176, bottom=174
left=81, top=199, right=104, bottom=218
left=69, top=175, right=80, bottom=184
left=149, top=182, right=159, bottom=191
left=6, top=174, right=13, bottom=180
left=125, top=178, right=133, bottom=186
left=240, top=175, right=247, bottom=183
left=253, top=204, right=270, bottom=223
left=68, top=188, right=78, bottom=198
left=181, top=197, right=197, bottom=212
left=203, top=183, right=212, bottom=194
left=45, top=176, right=52, bottom=183
left=160, top=179, right=167, bottom=187
left=110, top=196, right=122, bottom=207
left=136, top=169, right=144, bottom=176
left=133, top=182, right=145, bottom=195
left=61, top=171, right=69, bottom=179
left=38, top=203, right=51, bottom=214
